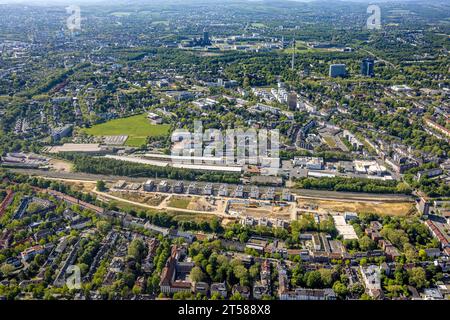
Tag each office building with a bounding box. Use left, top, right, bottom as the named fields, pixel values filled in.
left=329, top=64, right=347, bottom=78
left=361, top=58, right=375, bottom=77
left=203, top=30, right=211, bottom=46
left=288, top=92, right=297, bottom=111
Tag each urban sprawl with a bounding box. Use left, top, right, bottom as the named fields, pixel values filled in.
left=0, top=0, right=449, bottom=301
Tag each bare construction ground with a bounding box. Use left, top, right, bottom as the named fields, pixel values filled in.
left=48, top=159, right=73, bottom=172
left=228, top=202, right=294, bottom=220
left=297, top=198, right=416, bottom=216
left=165, top=196, right=217, bottom=212
left=110, top=191, right=167, bottom=206
left=186, top=197, right=216, bottom=212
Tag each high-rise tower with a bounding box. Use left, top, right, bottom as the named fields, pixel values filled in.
left=361, top=58, right=375, bottom=77
left=291, top=39, right=296, bottom=70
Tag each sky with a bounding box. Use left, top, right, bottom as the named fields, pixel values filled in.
left=0, top=0, right=430, bottom=5
left=0, top=0, right=426, bottom=4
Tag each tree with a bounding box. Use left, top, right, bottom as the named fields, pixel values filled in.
left=403, top=243, right=418, bottom=262
left=190, top=266, right=206, bottom=283
left=318, top=268, right=335, bottom=287
left=230, top=292, right=245, bottom=300
left=396, top=182, right=412, bottom=194
left=96, top=220, right=112, bottom=234
left=209, top=217, right=222, bottom=233
left=359, top=236, right=376, bottom=252
left=249, top=263, right=260, bottom=280
left=238, top=232, right=249, bottom=243
left=0, top=264, right=15, bottom=276
left=304, top=271, right=322, bottom=288
left=332, top=281, right=348, bottom=299
left=128, top=239, right=145, bottom=261
left=96, top=180, right=106, bottom=192
left=360, top=258, right=368, bottom=266
left=77, top=263, right=89, bottom=275
left=360, top=293, right=373, bottom=300
left=233, top=265, right=249, bottom=286
left=173, top=291, right=194, bottom=299
left=408, top=267, right=428, bottom=289
left=210, top=292, right=224, bottom=300
left=132, top=285, right=142, bottom=295
left=418, top=249, right=427, bottom=261
left=350, top=283, right=364, bottom=296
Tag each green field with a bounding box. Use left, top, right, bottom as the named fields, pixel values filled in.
left=251, top=23, right=266, bottom=28
left=83, top=114, right=170, bottom=147
left=167, top=197, right=192, bottom=209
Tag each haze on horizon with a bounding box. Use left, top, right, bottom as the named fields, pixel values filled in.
left=0, top=0, right=434, bottom=4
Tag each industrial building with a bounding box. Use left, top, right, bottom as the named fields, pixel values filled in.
left=292, top=157, right=324, bottom=170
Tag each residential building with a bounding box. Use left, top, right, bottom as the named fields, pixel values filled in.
left=203, top=183, right=213, bottom=196
left=211, top=282, right=228, bottom=298
left=159, top=245, right=194, bottom=294
left=232, top=285, right=251, bottom=299
left=280, top=288, right=336, bottom=300
left=143, top=180, right=155, bottom=192
left=51, top=124, right=73, bottom=142
left=218, top=184, right=228, bottom=197
left=21, top=245, right=45, bottom=261
left=173, top=181, right=184, bottom=193
left=249, top=186, right=260, bottom=199
left=234, top=185, right=244, bottom=198
left=157, top=180, right=170, bottom=192
left=185, top=182, right=197, bottom=195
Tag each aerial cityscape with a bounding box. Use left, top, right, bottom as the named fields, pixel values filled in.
left=0, top=0, right=449, bottom=304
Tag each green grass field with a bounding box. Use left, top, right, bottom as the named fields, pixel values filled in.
left=83, top=114, right=170, bottom=147
left=167, top=197, right=192, bottom=209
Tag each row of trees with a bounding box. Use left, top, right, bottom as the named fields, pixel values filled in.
left=60, top=153, right=241, bottom=184
left=295, top=176, right=410, bottom=194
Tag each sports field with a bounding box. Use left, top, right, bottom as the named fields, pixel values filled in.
left=83, top=114, right=170, bottom=147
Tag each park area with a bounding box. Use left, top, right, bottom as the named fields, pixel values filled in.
left=82, top=114, right=171, bottom=147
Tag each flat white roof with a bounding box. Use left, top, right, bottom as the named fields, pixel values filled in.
left=308, top=171, right=335, bottom=178
left=106, top=155, right=241, bottom=172
left=332, top=215, right=358, bottom=240
left=145, top=153, right=223, bottom=162
left=104, top=155, right=169, bottom=167
left=47, top=143, right=102, bottom=153
left=172, top=163, right=242, bottom=172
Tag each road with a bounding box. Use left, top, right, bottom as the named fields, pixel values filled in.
left=93, top=187, right=231, bottom=217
